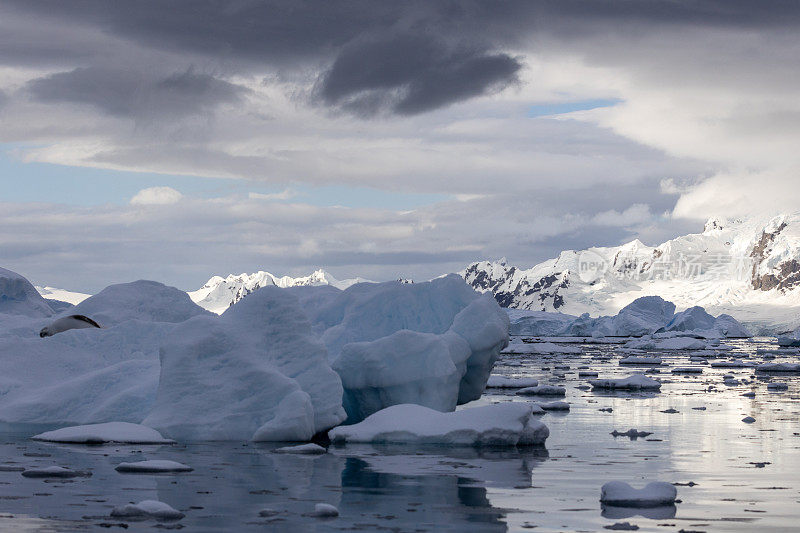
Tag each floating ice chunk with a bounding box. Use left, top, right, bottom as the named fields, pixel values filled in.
left=756, top=362, right=800, bottom=372
left=619, top=356, right=662, bottom=365
left=538, top=401, right=569, bottom=411
left=516, top=385, right=566, bottom=396
left=671, top=367, right=703, bottom=374
left=578, top=371, right=599, bottom=378
left=767, top=382, right=789, bottom=391
left=742, top=416, right=756, bottom=423
left=21, top=466, right=91, bottom=478
left=32, top=422, right=174, bottom=444
left=600, top=481, right=677, bottom=507
left=111, top=500, right=184, bottom=520
left=273, top=443, right=327, bottom=455
left=710, top=360, right=753, bottom=368
left=309, top=503, right=339, bottom=518
left=604, top=522, right=640, bottom=531
left=589, top=374, right=661, bottom=390
left=144, top=287, right=346, bottom=441
left=328, top=403, right=549, bottom=447
left=486, top=375, right=539, bottom=388
left=115, top=460, right=193, bottom=473
left=611, top=429, right=652, bottom=438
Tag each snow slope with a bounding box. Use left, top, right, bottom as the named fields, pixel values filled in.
left=188, top=269, right=371, bottom=314
left=463, top=214, right=800, bottom=334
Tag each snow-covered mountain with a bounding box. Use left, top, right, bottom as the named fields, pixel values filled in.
left=35, top=286, right=91, bottom=305
left=462, top=214, right=800, bottom=334
left=188, top=269, right=372, bottom=314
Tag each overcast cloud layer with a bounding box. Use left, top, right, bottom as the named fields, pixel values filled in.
left=1, top=1, right=798, bottom=291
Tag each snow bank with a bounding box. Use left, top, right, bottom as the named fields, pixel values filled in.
left=32, top=422, right=173, bottom=444
left=600, top=481, right=677, bottom=507
left=589, top=373, right=662, bottom=390
left=144, top=286, right=346, bottom=441
left=328, top=403, right=549, bottom=447
left=297, top=275, right=509, bottom=423
left=0, top=267, right=53, bottom=318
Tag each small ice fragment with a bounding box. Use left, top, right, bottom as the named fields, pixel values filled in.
left=110, top=500, right=184, bottom=520
left=600, top=481, right=677, bottom=507
left=273, top=443, right=326, bottom=455
left=21, top=466, right=91, bottom=478
left=538, top=401, right=570, bottom=411
left=515, top=385, right=566, bottom=396
left=611, top=429, right=652, bottom=438
left=309, top=503, right=339, bottom=518
left=604, top=522, right=639, bottom=531
left=767, top=382, right=788, bottom=391
left=742, top=416, right=756, bottom=423
left=115, top=460, right=193, bottom=473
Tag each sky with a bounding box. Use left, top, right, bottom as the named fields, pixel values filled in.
left=1, top=1, right=799, bottom=292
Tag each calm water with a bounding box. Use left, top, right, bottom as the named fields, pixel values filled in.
left=0, top=337, right=798, bottom=532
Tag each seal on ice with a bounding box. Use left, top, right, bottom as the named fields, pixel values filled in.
left=40, top=315, right=102, bottom=337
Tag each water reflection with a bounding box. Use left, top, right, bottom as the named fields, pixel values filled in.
left=0, top=439, right=547, bottom=531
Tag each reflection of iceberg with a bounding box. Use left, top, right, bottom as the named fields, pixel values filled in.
left=340, top=457, right=508, bottom=532
left=601, top=504, right=677, bottom=519
left=333, top=444, right=548, bottom=489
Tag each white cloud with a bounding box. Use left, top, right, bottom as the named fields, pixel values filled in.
left=247, top=188, right=296, bottom=201
left=592, top=204, right=652, bottom=227
left=130, top=186, right=183, bottom=205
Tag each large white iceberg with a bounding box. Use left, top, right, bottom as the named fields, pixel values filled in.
left=143, top=286, right=346, bottom=441
left=292, top=275, right=509, bottom=422
left=328, top=403, right=549, bottom=447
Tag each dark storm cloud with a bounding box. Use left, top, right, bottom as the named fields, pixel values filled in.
left=5, top=1, right=800, bottom=116
left=27, top=67, right=246, bottom=119
left=318, top=33, right=520, bottom=116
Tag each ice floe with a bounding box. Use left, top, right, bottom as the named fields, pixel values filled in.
left=589, top=374, right=662, bottom=391
left=486, top=375, right=539, bottom=388
left=115, top=460, right=193, bottom=473
left=328, top=403, right=549, bottom=447
left=32, top=422, right=174, bottom=444
left=110, top=500, right=184, bottom=520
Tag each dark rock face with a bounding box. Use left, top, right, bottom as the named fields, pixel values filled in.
left=750, top=222, right=800, bottom=291
left=462, top=262, right=569, bottom=310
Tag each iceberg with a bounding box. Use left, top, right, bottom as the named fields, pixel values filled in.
left=144, top=286, right=346, bottom=441
left=294, top=275, right=509, bottom=422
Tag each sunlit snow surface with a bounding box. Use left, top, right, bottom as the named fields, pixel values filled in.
left=0, top=337, right=798, bottom=531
